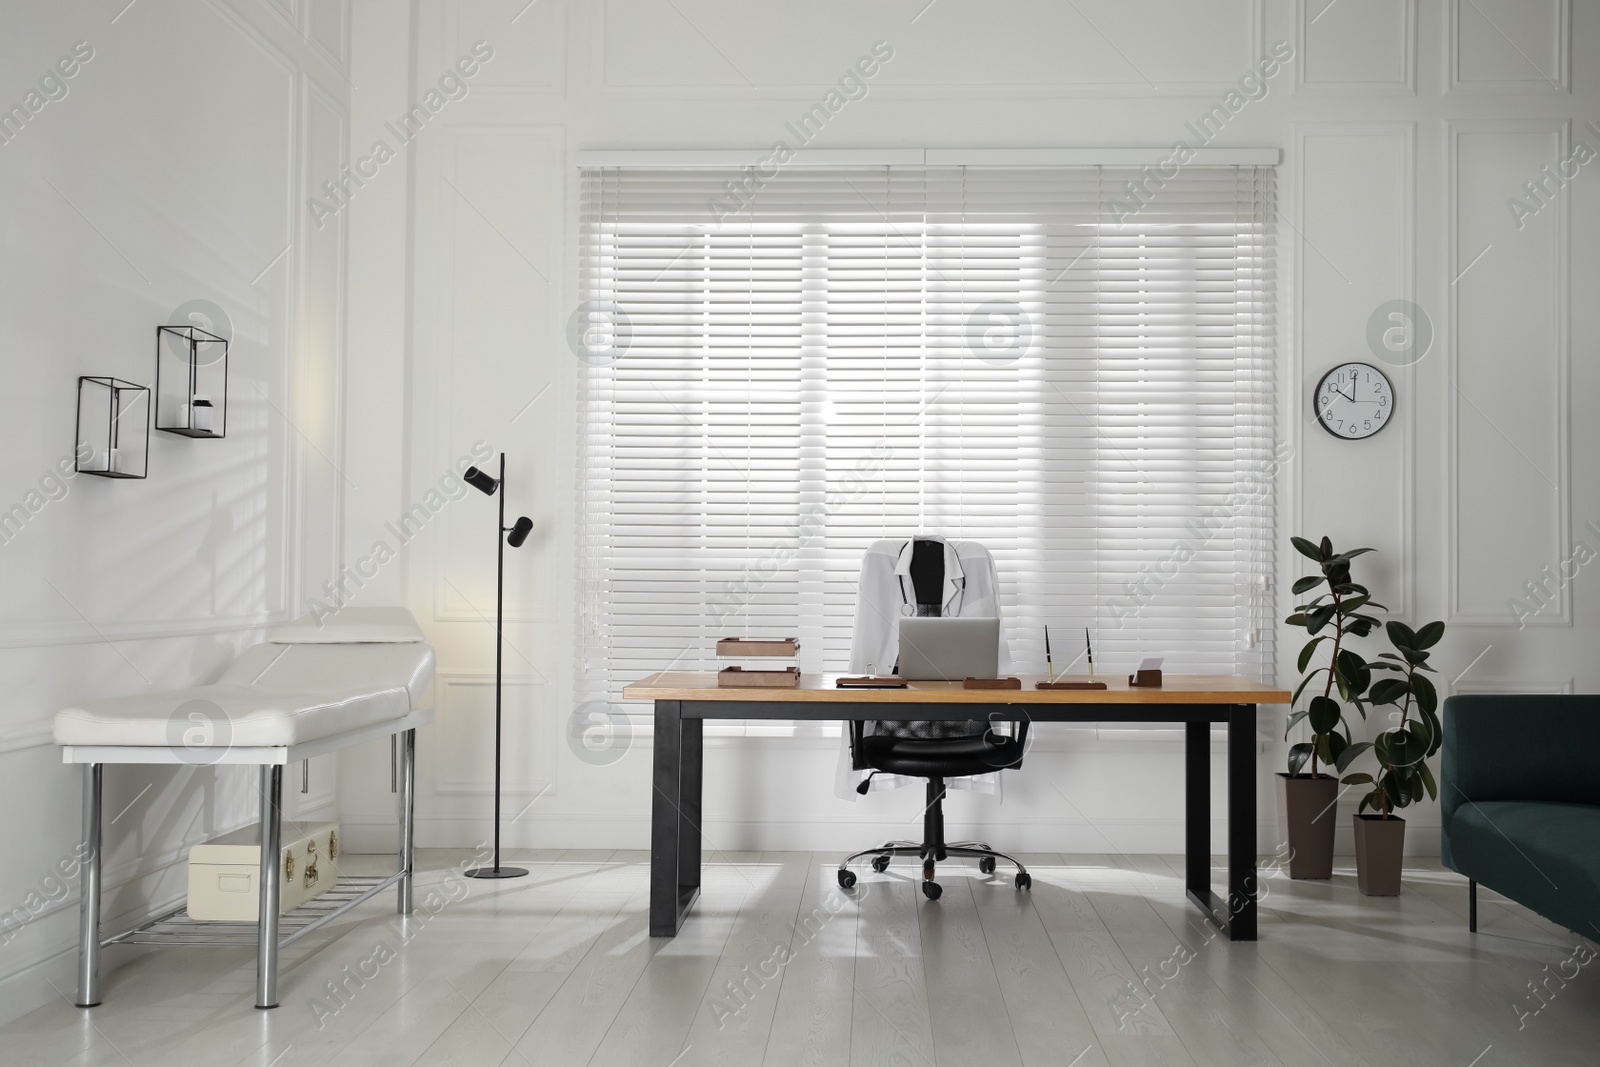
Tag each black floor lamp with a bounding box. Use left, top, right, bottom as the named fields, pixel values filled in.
left=462, top=452, right=534, bottom=880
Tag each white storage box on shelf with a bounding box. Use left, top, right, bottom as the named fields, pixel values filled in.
left=187, top=822, right=339, bottom=921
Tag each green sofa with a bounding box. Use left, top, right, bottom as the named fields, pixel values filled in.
left=1442, top=694, right=1600, bottom=936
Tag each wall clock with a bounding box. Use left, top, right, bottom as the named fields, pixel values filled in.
left=1314, top=362, right=1393, bottom=440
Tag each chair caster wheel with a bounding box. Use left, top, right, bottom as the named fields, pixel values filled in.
left=922, top=880, right=942, bottom=900
left=1015, top=872, right=1032, bottom=890
left=872, top=854, right=891, bottom=873
left=979, top=857, right=997, bottom=875
left=838, top=869, right=857, bottom=890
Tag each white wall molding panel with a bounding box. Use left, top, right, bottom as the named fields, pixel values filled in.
left=1296, top=0, right=1416, bottom=95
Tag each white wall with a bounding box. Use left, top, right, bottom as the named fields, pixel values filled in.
left=0, top=0, right=352, bottom=1024
left=335, top=0, right=1600, bottom=863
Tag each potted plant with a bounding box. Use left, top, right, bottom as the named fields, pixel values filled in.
left=1341, top=619, right=1445, bottom=896
left=1280, top=536, right=1382, bottom=878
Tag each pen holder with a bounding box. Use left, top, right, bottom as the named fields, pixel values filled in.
left=1128, top=668, right=1163, bottom=688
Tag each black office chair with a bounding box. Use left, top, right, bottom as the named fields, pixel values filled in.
left=837, top=539, right=1032, bottom=900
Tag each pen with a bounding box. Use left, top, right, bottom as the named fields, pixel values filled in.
left=1045, top=625, right=1054, bottom=681
left=1085, top=627, right=1095, bottom=678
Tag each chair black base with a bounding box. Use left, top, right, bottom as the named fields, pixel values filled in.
left=838, top=777, right=1031, bottom=899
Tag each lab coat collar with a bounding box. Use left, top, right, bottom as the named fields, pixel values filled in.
left=892, top=536, right=966, bottom=615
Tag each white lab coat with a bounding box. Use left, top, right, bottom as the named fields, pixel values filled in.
left=834, top=535, right=1013, bottom=800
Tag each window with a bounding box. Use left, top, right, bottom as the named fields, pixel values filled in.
left=575, top=163, right=1277, bottom=722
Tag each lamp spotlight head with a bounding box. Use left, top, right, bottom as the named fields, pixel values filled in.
left=507, top=516, right=533, bottom=548
left=463, top=466, right=499, bottom=496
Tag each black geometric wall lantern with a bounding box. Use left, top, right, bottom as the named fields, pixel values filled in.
left=75, top=376, right=150, bottom=479
left=155, top=325, right=228, bottom=438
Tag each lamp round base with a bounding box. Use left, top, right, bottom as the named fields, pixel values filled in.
left=464, top=866, right=529, bottom=879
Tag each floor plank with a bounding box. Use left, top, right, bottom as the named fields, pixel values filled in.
left=968, top=862, right=1112, bottom=1067
left=763, top=854, right=861, bottom=1067
left=849, top=871, right=936, bottom=1066
left=508, top=883, right=662, bottom=1065
left=676, top=852, right=811, bottom=1066
left=916, top=859, right=1024, bottom=1065
left=585, top=855, right=755, bottom=1067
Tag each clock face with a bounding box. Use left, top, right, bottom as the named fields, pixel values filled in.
left=1315, top=362, right=1394, bottom=440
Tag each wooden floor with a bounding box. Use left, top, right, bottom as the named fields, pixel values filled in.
left=6, top=849, right=1599, bottom=1066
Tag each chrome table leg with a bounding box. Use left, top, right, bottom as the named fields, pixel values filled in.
left=255, top=764, right=283, bottom=1009
left=75, top=763, right=103, bottom=1008
left=397, top=728, right=416, bottom=915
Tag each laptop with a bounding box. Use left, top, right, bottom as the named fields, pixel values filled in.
left=896, top=617, right=1000, bottom=680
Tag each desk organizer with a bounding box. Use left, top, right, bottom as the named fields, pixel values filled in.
left=717, top=666, right=800, bottom=688
left=716, top=636, right=800, bottom=687
left=1128, top=668, right=1164, bottom=687
left=1037, top=679, right=1108, bottom=690
left=836, top=676, right=908, bottom=688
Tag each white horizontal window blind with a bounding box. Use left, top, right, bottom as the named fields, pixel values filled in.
left=576, top=164, right=1277, bottom=723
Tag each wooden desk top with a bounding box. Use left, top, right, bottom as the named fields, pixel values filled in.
left=623, top=673, right=1289, bottom=705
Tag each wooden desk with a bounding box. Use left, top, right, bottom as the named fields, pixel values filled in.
left=623, top=673, right=1289, bottom=941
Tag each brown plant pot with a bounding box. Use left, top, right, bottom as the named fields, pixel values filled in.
left=1276, top=773, right=1338, bottom=879
left=1353, top=813, right=1406, bottom=896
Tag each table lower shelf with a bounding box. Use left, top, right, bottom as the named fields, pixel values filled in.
left=106, top=872, right=403, bottom=949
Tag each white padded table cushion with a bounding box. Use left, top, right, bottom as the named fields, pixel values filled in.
left=220, top=643, right=435, bottom=704
left=269, top=606, right=424, bottom=644
left=53, top=642, right=435, bottom=749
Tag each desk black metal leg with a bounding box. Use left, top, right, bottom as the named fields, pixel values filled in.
left=1227, top=703, right=1258, bottom=941
left=650, top=701, right=702, bottom=937
left=1184, top=720, right=1210, bottom=904
left=75, top=763, right=103, bottom=1008
left=679, top=716, right=703, bottom=894
left=1184, top=706, right=1258, bottom=942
